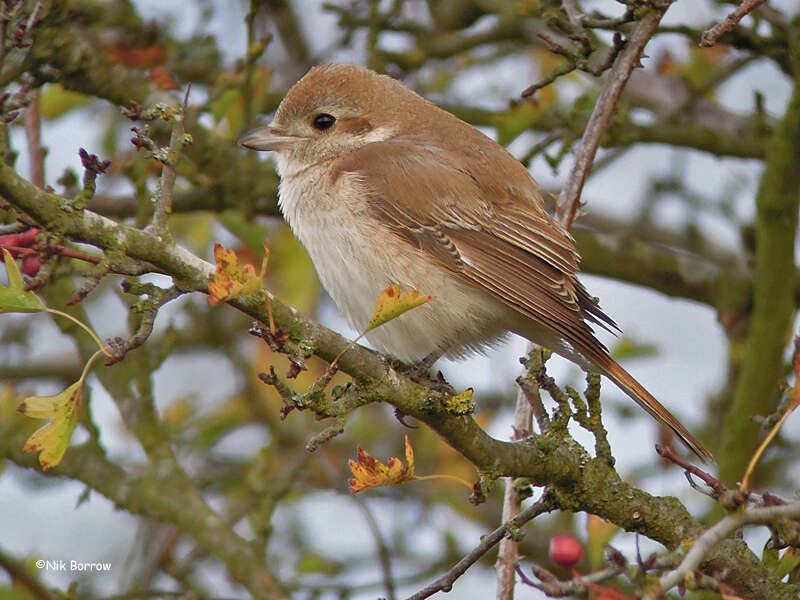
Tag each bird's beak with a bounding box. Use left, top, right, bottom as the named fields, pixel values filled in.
left=238, top=122, right=295, bottom=151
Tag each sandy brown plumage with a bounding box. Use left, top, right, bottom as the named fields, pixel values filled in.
left=240, top=63, right=713, bottom=462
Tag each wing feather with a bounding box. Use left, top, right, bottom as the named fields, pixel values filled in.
left=334, top=138, right=618, bottom=354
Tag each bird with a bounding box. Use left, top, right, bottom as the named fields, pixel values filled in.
left=239, top=63, right=712, bottom=462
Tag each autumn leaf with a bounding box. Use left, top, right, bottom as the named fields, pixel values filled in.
left=207, top=243, right=269, bottom=306
left=107, top=43, right=166, bottom=68
left=348, top=436, right=474, bottom=493
left=584, top=583, right=635, bottom=600
left=149, top=66, right=180, bottom=90
left=349, top=435, right=416, bottom=493
left=17, top=348, right=105, bottom=469
left=363, top=284, right=433, bottom=334
left=18, top=380, right=82, bottom=470
left=0, top=249, right=45, bottom=313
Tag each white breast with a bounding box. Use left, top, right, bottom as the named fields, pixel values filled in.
left=275, top=157, right=513, bottom=362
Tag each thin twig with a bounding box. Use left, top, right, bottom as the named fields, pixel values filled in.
left=516, top=562, right=623, bottom=595
left=649, top=501, right=800, bottom=598
left=656, top=444, right=736, bottom=503
left=556, top=7, right=669, bottom=229
left=24, top=88, right=43, bottom=188
left=151, top=111, right=183, bottom=235
left=496, top=351, right=536, bottom=599
left=404, top=494, right=555, bottom=600
left=520, top=130, right=565, bottom=166
left=353, top=496, right=397, bottom=600
left=521, top=59, right=578, bottom=98
left=516, top=350, right=551, bottom=432
left=700, top=0, right=768, bottom=47
left=561, top=0, right=585, bottom=31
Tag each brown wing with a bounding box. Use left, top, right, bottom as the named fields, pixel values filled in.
left=334, top=138, right=618, bottom=354
left=333, top=138, right=713, bottom=462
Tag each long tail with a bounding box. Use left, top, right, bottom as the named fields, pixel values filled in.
left=592, top=353, right=714, bottom=463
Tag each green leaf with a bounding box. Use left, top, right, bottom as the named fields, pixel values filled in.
left=611, top=337, right=658, bottom=361
left=209, top=87, right=241, bottom=126
left=763, top=546, right=780, bottom=571
left=775, top=548, right=800, bottom=579
left=492, top=103, right=539, bottom=147
left=265, top=224, right=320, bottom=313
left=219, top=210, right=272, bottom=254
left=39, top=84, right=89, bottom=119
left=0, top=249, right=45, bottom=313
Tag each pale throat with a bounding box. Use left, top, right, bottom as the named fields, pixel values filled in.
left=273, top=124, right=398, bottom=178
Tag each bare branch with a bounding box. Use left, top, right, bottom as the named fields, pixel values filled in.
left=24, top=88, right=43, bottom=188
left=496, top=351, right=536, bottom=599
left=557, top=6, right=669, bottom=229
left=651, top=502, right=800, bottom=598
left=406, top=494, right=555, bottom=600
left=516, top=562, right=624, bottom=596
left=701, top=0, right=768, bottom=47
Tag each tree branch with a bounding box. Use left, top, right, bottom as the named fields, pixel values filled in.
left=651, top=502, right=800, bottom=598
left=557, top=5, right=669, bottom=228
left=701, top=0, right=768, bottom=47
left=0, top=145, right=790, bottom=600
left=406, top=494, right=555, bottom=600
left=718, top=28, right=800, bottom=486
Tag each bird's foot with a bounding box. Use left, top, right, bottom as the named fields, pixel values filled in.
left=392, top=352, right=455, bottom=395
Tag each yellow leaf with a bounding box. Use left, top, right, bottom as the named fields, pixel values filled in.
left=18, top=380, right=82, bottom=470
left=0, top=249, right=45, bottom=313
left=364, top=284, right=433, bottom=334
left=586, top=514, right=619, bottom=570
left=207, top=243, right=268, bottom=306
left=349, top=435, right=416, bottom=493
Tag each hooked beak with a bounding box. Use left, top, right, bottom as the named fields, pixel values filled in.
left=238, top=122, right=296, bottom=151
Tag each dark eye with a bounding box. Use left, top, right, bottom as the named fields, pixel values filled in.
left=312, top=113, right=336, bottom=131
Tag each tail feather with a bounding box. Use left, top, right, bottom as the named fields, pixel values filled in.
left=594, top=353, right=714, bottom=463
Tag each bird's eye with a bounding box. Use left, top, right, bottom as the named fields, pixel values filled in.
left=312, top=113, right=336, bottom=131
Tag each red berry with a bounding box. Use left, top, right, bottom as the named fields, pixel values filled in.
left=18, top=228, right=40, bottom=246
left=21, top=254, right=41, bottom=277
left=549, top=534, right=583, bottom=566
left=0, top=233, right=20, bottom=247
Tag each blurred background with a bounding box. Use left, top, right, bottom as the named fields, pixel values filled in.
left=0, top=0, right=798, bottom=598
